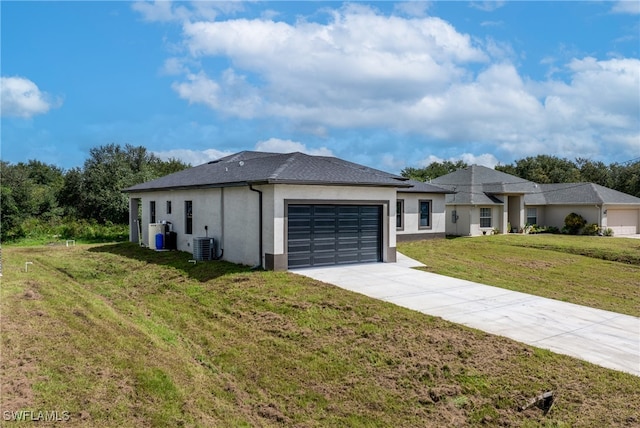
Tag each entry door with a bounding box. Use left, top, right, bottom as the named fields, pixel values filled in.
left=287, top=204, right=382, bottom=268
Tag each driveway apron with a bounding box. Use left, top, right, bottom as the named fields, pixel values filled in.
left=293, top=254, right=640, bottom=377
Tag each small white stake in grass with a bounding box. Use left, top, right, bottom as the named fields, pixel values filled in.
left=25, top=261, right=33, bottom=272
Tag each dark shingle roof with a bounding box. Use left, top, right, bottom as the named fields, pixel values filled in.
left=528, top=183, right=640, bottom=205
left=123, top=151, right=411, bottom=192
left=398, top=179, right=454, bottom=194
left=430, top=165, right=539, bottom=205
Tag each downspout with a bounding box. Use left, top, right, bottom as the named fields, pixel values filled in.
left=216, top=188, right=224, bottom=260
left=249, top=184, right=264, bottom=270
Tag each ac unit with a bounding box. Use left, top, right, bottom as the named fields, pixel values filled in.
left=193, top=237, right=215, bottom=261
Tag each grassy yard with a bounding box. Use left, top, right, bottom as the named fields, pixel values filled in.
left=1, top=242, right=639, bottom=427
left=399, top=234, right=640, bottom=317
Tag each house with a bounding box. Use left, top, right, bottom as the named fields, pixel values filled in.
left=430, top=165, right=640, bottom=236
left=123, top=151, right=450, bottom=270
left=396, top=180, right=452, bottom=241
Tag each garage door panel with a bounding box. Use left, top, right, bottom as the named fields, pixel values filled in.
left=287, top=204, right=382, bottom=268
left=607, top=209, right=638, bottom=235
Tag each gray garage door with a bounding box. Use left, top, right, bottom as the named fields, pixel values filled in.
left=287, top=204, right=382, bottom=269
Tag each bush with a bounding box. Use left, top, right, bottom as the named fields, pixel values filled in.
left=1, top=217, right=129, bottom=244
left=564, top=213, right=587, bottom=235
left=582, top=223, right=600, bottom=236
left=602, top=228, right=614, bottom=237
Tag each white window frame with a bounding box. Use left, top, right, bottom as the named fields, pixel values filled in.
left=527, top=207, right=537, bottom=225
left=480, top=207, right=492, bottom=228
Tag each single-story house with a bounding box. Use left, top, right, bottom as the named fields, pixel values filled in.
left=396, top=180, right=452, bottom=241
left=429, top=165, right=640, bottom=236
left=123, top=151, right=450, bottom=270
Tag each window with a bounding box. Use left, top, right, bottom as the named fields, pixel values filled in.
left=419, top=200, right=431, bottom=228
left=527, top=207, right=537, bottom=225
left=480, top=207, right=492, bottom=228
left=150, top=201, right=156, bottom=223
left=396, top=200, right=404, bottom=230
left=166, top=201, right=172, bottom=215
left=185, top=201, right=193, bottom=234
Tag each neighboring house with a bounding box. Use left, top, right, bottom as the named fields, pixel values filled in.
left=123, top=151, right=449, bottom=270
left=430, top=165, right=640, bottom=236
left=396, top=180, right=452, bottom=241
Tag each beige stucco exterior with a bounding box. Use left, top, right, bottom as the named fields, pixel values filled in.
left=128, top=183, right=400, bottom=270
left=396, top=193, right=447, bottom=240
left=442, top=201, right=640, bottom=237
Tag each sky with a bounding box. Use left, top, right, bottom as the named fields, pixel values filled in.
left=1, top=1, right=639, bottom=173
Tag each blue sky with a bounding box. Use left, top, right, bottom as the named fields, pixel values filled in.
left=2, top=1, right=639, bottom=173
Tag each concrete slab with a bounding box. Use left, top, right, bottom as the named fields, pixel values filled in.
left=293, top=256, right=640, bottom=377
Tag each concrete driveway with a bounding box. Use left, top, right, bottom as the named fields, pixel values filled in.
left=294, top=254, right=640, bottom=376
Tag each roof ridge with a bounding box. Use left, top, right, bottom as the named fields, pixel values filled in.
left=268, top=152, right=304, bottom=180
left=320, top=155, right=406, bottom=180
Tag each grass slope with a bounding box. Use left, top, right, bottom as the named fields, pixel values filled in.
left=1, top=243, right=639, bottom=427
left=399, top=235, right=640, bottom=317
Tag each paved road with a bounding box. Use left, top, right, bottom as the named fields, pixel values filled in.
left=293, top=254, right=640, bottom=376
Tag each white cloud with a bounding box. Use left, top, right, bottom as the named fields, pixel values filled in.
left=611, top=1, right=640, bottom=15
left=469, top=1, right=506, bottom=12
left=254, top=138, right=334, bottom=156
left=1, top=76, right=59, bottom=118
left=393, top=2, right=432, bottom=17
left=132, top=0, right=241, bottom=23
left=139, top=4, right=639, bottom=163
left=459, top=153, right=499, bottom=168
left=153, top=148, right=233, bottom=166
left=161, top=57, right=189, bottom=76
left=177, top=6, right=487, bottom=118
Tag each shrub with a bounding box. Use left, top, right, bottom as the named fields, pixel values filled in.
left=582, top=223, right=600, bottom=236
left=564, top=213, right=587, bottom=235
left=602, top=228, right=614, bottom=237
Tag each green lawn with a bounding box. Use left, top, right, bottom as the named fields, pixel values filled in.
left=399, top=234, right=640, bottom=317
left=1, top=242, right=639, bottom=427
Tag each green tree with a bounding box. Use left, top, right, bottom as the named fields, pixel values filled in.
left=58, top=167, right=86, bottom=218
left=611, top=161, right=640, bottom=198
left=0, top=160, right=64, bottom=239
left=496, top=155, right=581, bottom=184
left=401, top=160, right=468, bottom=182
left=80, top=143, right=189, bottom=224
left=576, top=158, right=613, bottom=188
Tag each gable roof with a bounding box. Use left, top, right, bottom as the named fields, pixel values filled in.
left=430, top=165, right=539, bottom=205
left=123, top=151, right=411, bottom=192
left=528, top=183, right=640, bottom=205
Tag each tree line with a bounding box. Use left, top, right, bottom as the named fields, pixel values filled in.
left=401, top=155, right=640, bottom=199
left=1, top=144, right=189, bottom=241
left=2, top=147, right=638, bottom=242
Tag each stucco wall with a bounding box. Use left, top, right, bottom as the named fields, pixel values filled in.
left=544, top=205, right=601, bottom=229
left=445, top=205, right=471, bottom=236
left=128, top=187, right=260, bottom=267
left=396, top=193, right=447, bottom=238
left=129, top=183, right=397, bottom=269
